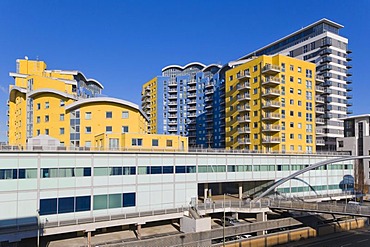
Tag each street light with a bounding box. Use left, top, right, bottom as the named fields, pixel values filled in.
left=36, top=209, right=40, bottom=247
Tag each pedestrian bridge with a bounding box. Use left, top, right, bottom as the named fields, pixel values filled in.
left=269, top=199, right=370, bottom=217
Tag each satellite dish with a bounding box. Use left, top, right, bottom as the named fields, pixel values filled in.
left=25, top=56, right=29, bottom=60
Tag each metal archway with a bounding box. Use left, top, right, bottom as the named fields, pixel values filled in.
left=256, top=155, right=370, bottom=200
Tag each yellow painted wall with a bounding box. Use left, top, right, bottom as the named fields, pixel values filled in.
left=142, top=77, right=158, bottom=134
left=225, top=54, right=317, bottom=153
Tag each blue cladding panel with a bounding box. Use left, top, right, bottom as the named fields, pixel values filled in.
left=40, top=198, right=57, bottom=215
left=75, top=196, right=91, bottom=212
left=58, top=197, right=74, bottom=214
left=123, top=193, right=136, bottom=207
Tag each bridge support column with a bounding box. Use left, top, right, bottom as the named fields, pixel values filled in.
left=256, top=212, right=267, bottom=235
left=239, top=183, right=243, bottom=199
left=204, top=183, right=208, bottom=200
left=219, top=183, right=223, bottom=195
left=136, top=224, right=142, bottom=240
left=87, top=231, right=91, bottom=247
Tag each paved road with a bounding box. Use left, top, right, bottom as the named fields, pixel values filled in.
left=277, top=226, right=370, bottom=247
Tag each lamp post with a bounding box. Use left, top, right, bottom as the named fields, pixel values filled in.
left=36, top=209, right=40, bottom=247
left=223, top=193, right=226, bottom=247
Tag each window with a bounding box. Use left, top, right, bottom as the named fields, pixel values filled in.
left=58, top=197, right=74, bottom=214
left=306, top=102, right=312, bottom=111
left=306, top=92, right=312, bottom=100
left=60, top=114, right=64, bottom=121
left=298, top=134, right=302, bottom=140
left=122, top=126, right=129, bottom=133
left=306, top=113, right=313, bottom=122
left=85, top=112, right=91, bottom=120
left=37, top=103, right=41, bottom=110
left=298, top=89, right=302, bottom=95
left=298, top=67, right=302, bottom=73
left=60, top=128, right=64, bottom=135
left=290, top=145, right=294, bottom=151
left=85, top=141, right=91, bottom=148
left=60, top=100, right=65, bottom=107
left=290, top=111, right=294, bottom=116
left=253, top=65, right=258, bottom=72
left=281, top=63, right=285, bottom=72
left=253, top=88, right=258, bottom=94
left=37, top=129, right=40, bottom=135
left=298, top=123, right=302, bottom=129
left=306, top=135, right=313, bottom=144
left=290, top=122, right=294, bottom=128
left=298, top=112, right=302, bottom=117
left=45, top=102, right=49, bottom=109
left=75, top=196, right=91, bottom=212
left=166, top=140, right=173, bottom=147
left=253, top=111, right=258, bottom=117
left=40, top=198, right=57, bottom=215
left=45, top=129, right=49, bottom=135
left=290, top=134, right=294, bottom=139
left=123, top=193, right=136, bottom=207
left=45, top=115, right=49, bottom=122
left=290, top=76, right=294, bottom=82
left=106, top=111, right=112, bottom=118
left=254, top=134, right=258, bottom=139
left=306, top=80, right=312, bottom=89
left=298, top=78, right=302, bottom=84
left=106, top=126, right=112, bottom=133
left=37, top=116, right=40, bottom=123
left=306, top=69, right=312, bottom=78
left=290, top=65, right=294, bottom=71
left=229, top=75, right=233, bottom=81
left=132, top=138, right=143, bottom=146
left=122, top=111, right=129, bottom=119
left=152, top=139, right=159, bottom=146
left=253, top=77, right=258, bottom=83
left=85, top=126, right=91, bottom=133
left=290, top=99, right=294, bottom=105
left=303, top=45, right=308, bottom=53
left=338, top=141, right=344, bottom=148
left=298, top=100, right=302, bottom=106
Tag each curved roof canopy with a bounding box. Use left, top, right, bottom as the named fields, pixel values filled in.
left=65, top=97, right=149, bottom=121
left=28, top=88, right=77, bottom=100
left=53, top=70, right=104, bottom=89
left=162, top=62, right=207, bottom=72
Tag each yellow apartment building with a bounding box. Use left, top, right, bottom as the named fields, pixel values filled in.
left=225, top=54, right=323, bottom=153
left=141, top=77, right=158, bottom=134
left=8, top=58, right=187, bottom=150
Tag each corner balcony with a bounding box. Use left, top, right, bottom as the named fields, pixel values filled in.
left=316, top=139, right=325, bottom=146
left=262, top=89, right=280, bottom=98
left=262, top=137, right=281, bottom=144
left=262, top=76, right=280, bottom=86
left=262, top=113, right=280, bottom=121
left=205, top=89, right=214, bottom=95
left=238, top=116, right=251, bottom=123
left=315, top=107, right=325, bottom=114
left=262, top=101, right=280, bottom=109
left=237, top=71, right=251, bottom=81
left=188, top=86, right=196, bottom=92
left=238, top=127, right=251, bottom=134
left=315, top=96, right=325, bottom=104
left=262, top=125, right=281, bottom=132
left=237, top=94, right=251, bottom=102
left=316, top=129, right=324, bottom=135
left=315, top=86, right=324, bottom=93
left=262, top=64, right=281, bottom=75
left=239, top=105, right=251, bottom=112
left=238, top=138, right=251, bottom=145
left=188, top=106, right=197, bottom=112
left=316, top=118, right=325, bottom=124
left=238, top=82, right=251, bottom=90
left=316, top=75, right=325, bottom=83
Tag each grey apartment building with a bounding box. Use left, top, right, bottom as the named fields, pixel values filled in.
left=237, top=18, right=352, bottom=151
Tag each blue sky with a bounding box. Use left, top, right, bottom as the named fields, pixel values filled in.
left=0, top=0, right=369, bottom=141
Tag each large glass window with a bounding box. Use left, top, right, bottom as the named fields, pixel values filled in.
left=93, top=195, right=107, bottom=210
left=123, top=193, right=135, bottom=207
left=75, top=196, right=91, bottom=212
left=94, top=167, right=108, bottom=176
left=58, top=197, right=74, bottom=214
left=40, top=198, right=57, bottom=215
left=109, top=194, right=122, bottom=209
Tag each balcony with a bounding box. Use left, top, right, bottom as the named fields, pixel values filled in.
left=141, top=92, right=150, bottom=99
left=322, top=88, right=332, bottom=95
left=238, top=127, right=251, bottom=134
left=188, top=86, right=196, bottom=92
left=346, top=64, right=352, bottom=69
left=168, top=89, right=177, bottom=93
left=145, top=86, right=150, bottom=92
left=316, top=118, right=325, bottom=124
left=320, top=56, right=332, bottom=64
left=238, top=82, right=251, bottom=90
left=262, top=101, right=280, bottom=109
left=168, top=82, right=177, bottom=87
left=315, top=107, right=325, bottom=114
left=168, top=127, right=178, bottom=132
left=316, top=129, right=324, bottom=135
left=347, top=109, right=353, bottom=114
left=320, top=65, right=332, bottom=71
left=346, top=86, right=353, bottom=92
left=168, top=121, right=178, bottom=125
left=239, top=105, right=251, bottom=112
left=262, top=64, right=281, bottom=74
left=168, top=101, right=177, bottom=106
left=262, top=125, right=281, bottom=132
left=262, top=76, right=280, bottom=86
left=316, top=139, right=325, bottom=146
left=188, top=79, right=196, bottom=85
left=168, top=114, right=177, bottom=119
left=237, top=71, right=251, bottom=80
left=188, top=107, right=197, bottom=111
left=168, top=95, right=177, bottom=99
left=346, top=101, right=353, bottom=106
left=323, top=81, right=332, bottom=87
left=238, top=116, right=251, bottom=123
left=316, top=75, right=325, bottom=83
left=188, top=113, right=196, bottom=118
left=315, top=96, right=325, bottom=104
left=188, top=93, right=197, bottom=98
left=187, top=100, right=196, bottom=105
left=315, top=86, right=325, bottom=93
left=346, top=56, right=352, bottom=61
left=346, top=94, right=353, bottom=99
left=168, top=108, right=177, bottom=112
left=205, top=83, right=213, bottom=88
left=205, top=96, right=213, bottom=102
left=237, top=94, right=251, bottom=102
left=320, top=48, right=332, bottom=56
left=320, top=39, right=332, bottom=47
left=262, top=137, right=281, bottom=144
left=238, top=139, right=251, bottom=145
left=346, top=49, right=352, bottom=54
left=262, top=89, right=280, bottom=98
left=346, top=72, right=353, bottom=77
left=347, top=79, right=352, bottom=84
left=205, top=89, right=214, bottom=95
left=262, top=113, right=280, bottom=121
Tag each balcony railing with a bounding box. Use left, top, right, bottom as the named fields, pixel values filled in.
left=262, top=125, right=281, bottom=132
left=262, top=89, right=280, bottom=97
left=316, top=75, right=325, bottom=82
left=316, top=139, right=325, bottom=145
left=237, top=71, right=251, bottom=80
left=316, top=118, right=325, bottom=124
left=262, top=137, right=281, bottom=143
left=238, top=116, right=251, bottom=123
left=262, top=101, right=280, bottom=108
left=238, top=127, right=251, bottom=134
left=315, top=96, right=325, bottom=103
left=262, top=113, right=281, bottom=120
left=238, top=139, right=251, bottom=144
left=237, top=94, right=251, bottom=101
left=262, top=76, right=280, bottom=86
left=262, top=64, right=281, bottom=74
left=315, top=86, right=325, bottom=93
left=315, top=107, right=325, bottom=113
left=238, top=82, right=251, bottom=90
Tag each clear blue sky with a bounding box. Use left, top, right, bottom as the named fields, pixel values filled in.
left=0, top=0, right=369, bottom=142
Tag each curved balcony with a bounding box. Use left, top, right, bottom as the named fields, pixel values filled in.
left=238, top=127, right=251, bottom=134
left=262, top=89, right=280, bottom=98
left=262, top=125, right=281, bottom=132
left=237, top=71, right=251, bottom=81
left=238, top=139, right=251, bottom=145
left=262, top=137, right=281, bottom=144
left=237, top=82, right=251, bottom=90
left=316, top=75, right=325, bottom=83
left=262, top=101, right=280, bottom=109
left=238, top=116, right=251, bottom=123
left=262, top=113, right=280, bottom=121
left=262, top=64, right=280, bottom=75
left=262, top=76, right=280, bottom=86
left=237, top=94, right=251, bottom=102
